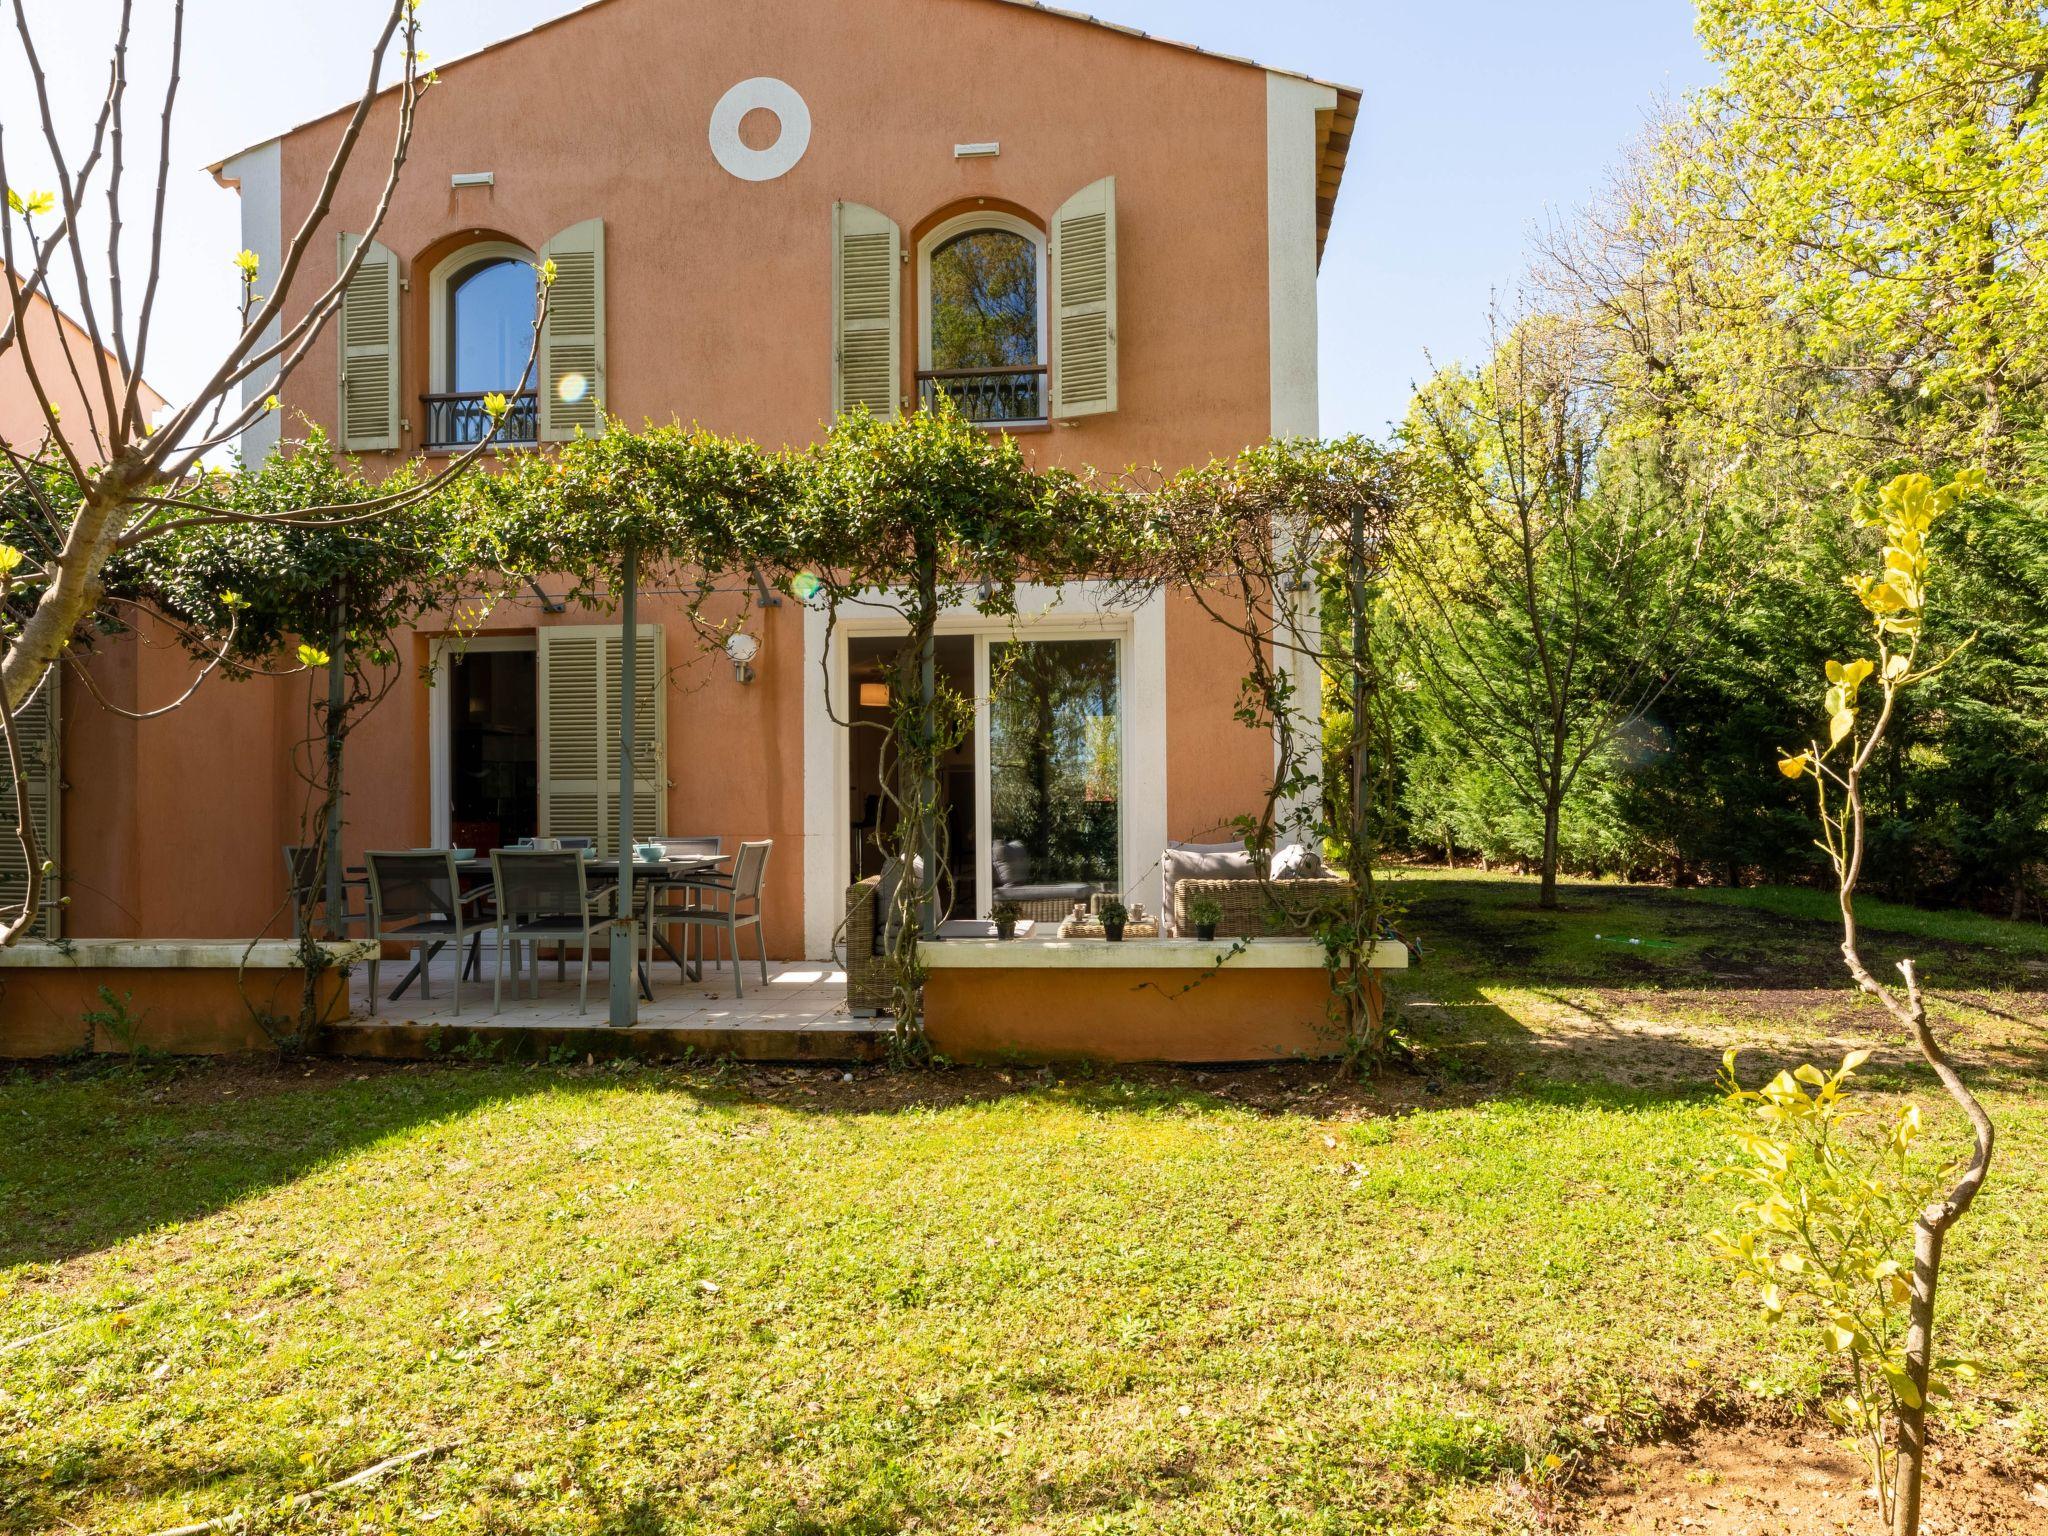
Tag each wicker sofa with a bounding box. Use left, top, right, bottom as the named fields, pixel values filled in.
left=1172, top=876, right=1353, bottom=939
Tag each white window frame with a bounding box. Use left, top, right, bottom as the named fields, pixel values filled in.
left=426, top=239, right=539, bottom=395
left=916, top=211, right=1049, bottom=421
left=427, top=633, right=539, bottom=849
left=800, top=585, right=1168, bottom=958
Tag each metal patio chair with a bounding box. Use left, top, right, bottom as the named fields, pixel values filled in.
left=646, top=839, right=771, bottom=998
left=489, top=848, right=616, bottom=1015
left=282, top=844, right=369, bottom=939
left=641, top=836, right=726, bottom=978
left=364, top=851, right=493, bottom=1015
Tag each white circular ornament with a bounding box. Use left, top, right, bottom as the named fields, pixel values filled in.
left=708, top=78, right=812, bottom=182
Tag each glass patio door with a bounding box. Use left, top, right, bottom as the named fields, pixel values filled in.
left=979, top=636, right=1122, bottom=919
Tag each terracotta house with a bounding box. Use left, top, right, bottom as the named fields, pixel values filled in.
left=46, top=0, right=1358, bottom=963
left=0, top=274, right=167, bottom=939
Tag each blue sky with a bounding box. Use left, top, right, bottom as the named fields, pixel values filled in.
left=5, top=0, right=1715, bottom=440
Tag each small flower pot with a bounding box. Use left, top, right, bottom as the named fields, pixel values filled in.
left=1102, top=921, right=1125, bottom=942
left=994, top=922, right=1017, bottom=941
left=1194, top=922, right=1218, bottom=942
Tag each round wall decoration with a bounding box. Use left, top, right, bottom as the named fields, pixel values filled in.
left=708, top=77, right=812, bottom=182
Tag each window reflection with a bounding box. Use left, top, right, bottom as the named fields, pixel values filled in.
left=930, top=230, right=1038, bottom=370
left=449, top=257, right=536, bottom=394
left=989, top=639, right=1120, bottom=893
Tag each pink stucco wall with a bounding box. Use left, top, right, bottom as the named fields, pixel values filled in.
left=61, top=0, right=1319, bottom=953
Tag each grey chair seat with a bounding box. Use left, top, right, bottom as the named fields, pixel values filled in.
left=384, top=917, right=472, bottom=938
left=505, top=915, right=601, bottom=934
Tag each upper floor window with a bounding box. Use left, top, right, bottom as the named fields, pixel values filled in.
left=426, top=239, right=540, bottom=448
left=450, top=256, right=537, bottom=394
left=918, top=212, right=1047, bottom=425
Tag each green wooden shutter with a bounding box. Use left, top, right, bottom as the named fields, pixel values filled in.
left=538, top=219, right=605, bottom=440
left=0, top=670, right=60, bottom=939
left=538, top=625, right=665, bottom=856
left=336, top=234, right=401, bottom=450
left=1051, top=177, right=1118, bottom=419
left=833, top=202, right=901, bottom=420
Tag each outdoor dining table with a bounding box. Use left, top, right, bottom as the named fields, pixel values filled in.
left=369, top=851, right=732, bottom=1002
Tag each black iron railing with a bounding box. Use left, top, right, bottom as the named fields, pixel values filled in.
left=421, top=390, right=539, bottom=449
left=917, top=365, right=1048, bottom=425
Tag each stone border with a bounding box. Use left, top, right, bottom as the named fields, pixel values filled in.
left=917, top=937, right=1409, bottom=971
left=0, top=939, right=377, bottom=970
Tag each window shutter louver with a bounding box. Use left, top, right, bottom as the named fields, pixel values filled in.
left=1051, top=177, right=1118, bottom=419
left=832, top=201, right=901, bottom=420
left=336, top=235, right=400, bottom=450
left=538, top=625, right=666, bottom=857
left=538, top=219, right=606, bottom=441
left=0, top=671, right=61, bottom=939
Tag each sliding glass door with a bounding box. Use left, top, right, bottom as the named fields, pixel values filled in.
left=983, top=637, right=1122, bottom=917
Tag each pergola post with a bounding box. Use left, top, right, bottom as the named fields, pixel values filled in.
left=608, top=546, right=640, bottom=1028
left=323, top=587, right=346, bottom=933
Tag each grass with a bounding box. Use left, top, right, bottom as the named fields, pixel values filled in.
left=2, top=874, right=2044, bottom=1534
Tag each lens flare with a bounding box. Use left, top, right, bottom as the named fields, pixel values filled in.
left=791, top=572, right=824, bottom=602
left=556, top=372, right=591, bottom=405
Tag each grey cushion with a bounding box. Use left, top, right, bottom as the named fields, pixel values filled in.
left=1161, top=840, right=1256, bottom=935
left=1272, top=843, right=1325, bottom=880
left=874, top=855, right=926, bottom=953
left=990, top=840, right=1033, bottom=889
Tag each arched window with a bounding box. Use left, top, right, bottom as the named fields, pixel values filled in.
left=449, top=256, right=536, bottom=395
left=918, top=213, right=1047, bottom=424
left=425, top=239, right=539, bottom=447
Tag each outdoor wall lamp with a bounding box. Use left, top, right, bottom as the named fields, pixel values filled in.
left=726, top=631, right=761, bottom=685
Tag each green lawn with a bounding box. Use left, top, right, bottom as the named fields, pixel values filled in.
left=3, top=874, right=2044, bottom=1534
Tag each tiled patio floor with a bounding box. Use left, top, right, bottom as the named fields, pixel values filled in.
left=334, top=945, right=887, bottom=1058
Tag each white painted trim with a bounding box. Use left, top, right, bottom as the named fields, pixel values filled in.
left=709, top=77, right=812, bottom=182
left=222, top=140, right=282, bottom=464
left=1266, top=73, right=1337, bottom=828
left=1265, top=72, right=1336, bottom=441
left=919, top=936, right=1408, bottom=971
left=799, top=582, right=1164, bottom=958
left=426, top=239, right=538, bottom=395
left=427, top=634, right=538, bottom=849
left=801, top=598, right=844, bottom=958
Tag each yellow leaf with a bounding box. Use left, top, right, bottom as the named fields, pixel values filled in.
left=1777, top=753, right=1809, bottom=780
left=1829, top=709, right=1855, bottom=747
left=1840, top=1048, right=1872, bottom=1073
left=1793, top=1063, right=1827, bottom=1086
left=297, top=643, right=331, bottom=669
left=0, top=545, right=22, bottom=575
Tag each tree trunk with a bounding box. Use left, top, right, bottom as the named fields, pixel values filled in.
left=1539, top=798, right=1562, bottom=908
left=1891, top=1212, right=1947, bottom=1536
left=2, top=476, right=137, bottom=712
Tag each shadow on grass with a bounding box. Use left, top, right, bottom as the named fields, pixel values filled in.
left=0, top=1059, right=569, bottom=1269
left=5, top=875, right=2038, bottom=1271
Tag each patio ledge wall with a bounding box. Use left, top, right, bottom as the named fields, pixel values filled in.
left=920, top=938, right=1409, bottom=1065
left=0, top=940, right=374, bottom=1057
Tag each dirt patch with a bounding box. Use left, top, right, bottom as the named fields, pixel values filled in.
left=1574, top=1420, right=2048, bottom=1535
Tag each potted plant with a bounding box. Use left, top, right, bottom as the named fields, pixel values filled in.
left=1186, top=895, right=1222, bottom=943
left=1097, top=898, right=1128, bottom=942
left=991, top=900, right=1023, bottom=940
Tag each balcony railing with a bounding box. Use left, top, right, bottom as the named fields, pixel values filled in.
left=917, top=365, right=1048, bottom=425
left=421, top=390, right=539, bottom=449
